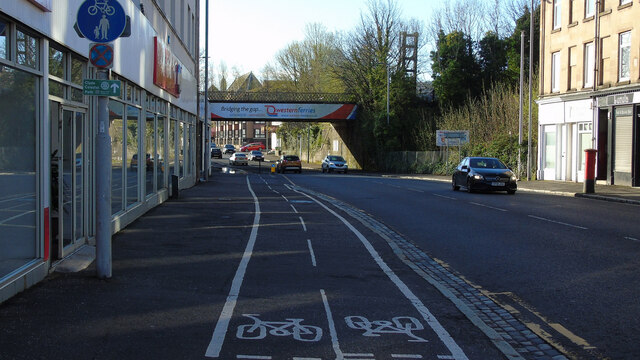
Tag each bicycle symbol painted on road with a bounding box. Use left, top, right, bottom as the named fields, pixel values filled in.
left=236, top=314, right=323, bottom=342
left=345, top=316, right=429, bottom=342
left=88, top=0, right=116, bottom=15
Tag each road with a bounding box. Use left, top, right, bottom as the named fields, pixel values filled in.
left=218, top=156, right=640, bottom=359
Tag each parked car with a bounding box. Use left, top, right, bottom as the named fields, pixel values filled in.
left=322, top=155, right=348, bottom=173
left=229, top=152, right=248, bottom=166
left=276, top=155, right=302, bottom=173
left=452, top=157, right=517, bottom=194
left=211, top=147, right=222, bottom=159
left=240, top=142, right=266, bottom=152
left=223, top=144, right=236, bottom=154
left=248, top=150, right=264, bottom=162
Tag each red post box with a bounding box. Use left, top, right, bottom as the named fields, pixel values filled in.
left=584, top=149, right=597, bottom=193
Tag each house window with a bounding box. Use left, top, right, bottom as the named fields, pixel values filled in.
left=553, top=0, right=562, bottom=29
left=585, top=0, right=595, bottom=17
left=552, top=52, right=561, bottom=92
left=619, top=31, right=631, bottom=81
left=568, top=46, right=577, bottom=89
left=584, top=42, right=595, bottom=87
left=620, top=0, right=631, bottom=5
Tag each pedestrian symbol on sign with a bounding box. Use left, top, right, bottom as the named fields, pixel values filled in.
left=76, top=0, right=126, bottom=43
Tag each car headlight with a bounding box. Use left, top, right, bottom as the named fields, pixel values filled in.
left=473, top=174, right=484, bottom=180
left=511, top=175, right=517, bottom=181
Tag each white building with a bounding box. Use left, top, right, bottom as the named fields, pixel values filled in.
left=0, top=0, right=202, bottom=303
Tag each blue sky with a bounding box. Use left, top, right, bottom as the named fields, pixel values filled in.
left=200, top=0, right=435, bottom=79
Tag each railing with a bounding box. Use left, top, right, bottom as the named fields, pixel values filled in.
left=207, top=91, right=357, bottom=104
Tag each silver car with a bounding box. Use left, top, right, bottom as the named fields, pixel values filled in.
left=229, top=152, right=248, bottom=166
left=322, top=155, right=348, bottom=173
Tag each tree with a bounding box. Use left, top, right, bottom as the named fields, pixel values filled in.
left=478, top=31, right=508, bottom=85
left=504, top=3, right=540, bottom=84
left=430, top=30, right=481, bottom=108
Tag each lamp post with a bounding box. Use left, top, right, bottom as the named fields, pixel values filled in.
left=386, top=62, right=390, bottom=125
left=527, top=0, right=533, bottom=181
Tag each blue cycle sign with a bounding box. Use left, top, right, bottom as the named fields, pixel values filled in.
left=76, top=0, right=126, bottom=43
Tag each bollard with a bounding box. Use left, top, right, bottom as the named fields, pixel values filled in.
left=584, top=149, right=597, bottom=193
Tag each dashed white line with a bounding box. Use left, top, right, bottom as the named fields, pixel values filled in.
left=528, top=215, right=587, bottom=229
left=293, top=358, right=322, bottom=360
left=432, top=193, right=457, bottom=200
left=469, top=202, right=507, bottom=212
left=282, top=195, right=289, bottom=202
left=625, top=236, right=639, bottom=242
left=392, top=355, right=423, bottom=359
left=237, top=356, right=271, bottom=360
left=290, top=204, right=299, bottom=213
left=407, top=188, right=424, bottom=193
left=343, top=352, right=374, bottom=358
left=307, top=239, right=317, bottom=267
left=299, top=217, right=307, bottom=231
left=437, top=356, right=455, bottom=360
left=321, top=289, right=344, bottom=359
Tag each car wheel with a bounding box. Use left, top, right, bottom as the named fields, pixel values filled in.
left=298, top=168, right=302, bottom=173
left=344, top=169, right=348, bottom=174
left=452, top=177, right=460, bottom=191
left=507, top=189, right=516, bottom=195
left=466, top=179, right=474, bottom=193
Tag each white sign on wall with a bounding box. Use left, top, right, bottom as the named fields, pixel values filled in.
left=436, top=130, right=469, bottom=147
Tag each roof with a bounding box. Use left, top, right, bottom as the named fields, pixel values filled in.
left=227, top=72, right=263, bottom=92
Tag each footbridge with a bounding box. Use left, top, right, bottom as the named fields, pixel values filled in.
left=205, top=91, right=358, bottom=122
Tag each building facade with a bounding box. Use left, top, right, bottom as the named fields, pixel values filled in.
left=538, top=0, right=640, bottom=186
left=0, top=0, right=202, bottom=303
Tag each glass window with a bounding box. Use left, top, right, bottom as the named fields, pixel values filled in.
left=545, top=128, right=557, bottom=169
left=0, top=66, right=38, bottom=278
left=619, top=31, right=631, bottom=81
left=70, top=57, right=84, bottom=85
left=126, top=105, right=139, bottom=207
left=49, top=47, right=64, bottom=78
left=109, top=101, right=124, bottom=215
left=71, top=87, right=83, bottom=103
left=145, top=111, right=155, bottom=197
left=49, top=79, right=64, bottom=98
left=157, top=115, right=166, bottom=190
left=552, top=52, right=561, bottom=92
left=16, top=30, right=38, bottom=69
left=620, top=0, right=631, bottom=5
left=585, top=0, right=595, bottom=17
left=553, top=0, right=562, bottom=29
left=0, top=20, right=8, bottom=59
left=169, top=119, right=177, bottom=177
left=179, top=122, right=184, bottom=178
left=584, top=42, right=594, bottom=87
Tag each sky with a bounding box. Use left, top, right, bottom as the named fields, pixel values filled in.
left=199, top=0, right=436, bottom=82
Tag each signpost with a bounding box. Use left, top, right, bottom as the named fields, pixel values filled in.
left=437, top=130, right=469, bottom=163
left=76, top=0, right=127, bottom=279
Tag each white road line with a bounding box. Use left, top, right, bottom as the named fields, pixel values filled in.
left=528, top=215, right=587, bottom=230
left=206, top=176, right=261, bottom=358
left=293, top=358, right=322, bottom=360
left=0, top=210, right=36, bottom=225
left=432, top=193, right=457, bottom=200
left=290, top=204, right=299, bottom=213
left=282, top=195, right=289, bottom=202
left=392, top=355, right=423, bottom=359
left=296, top=190, right=469, bottom=360
left=321, top=289, right=344, bottom=360
left=236, top=356, right=271, bottom=359
left=407, top=188, right=424, bottom=193
left=299, top=217, right=307, bottom=232
left=344, top=353, right=374, bottom=357
left=307, top=239, right=317, bottom=267
left=469, top=202, right=507, bottom=212
left=625, top=236, right=639, bottom=242
left=437, top=356, right=455, bottom=360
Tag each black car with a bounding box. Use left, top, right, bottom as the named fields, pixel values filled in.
left=452, top=157, right=517, bottom=194
left=223, top=144, right=235, bottom=154
left=211, top=147, right=222, bottom=159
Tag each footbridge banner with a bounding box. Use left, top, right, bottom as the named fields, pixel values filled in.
left=207, top=102, right=357, bottom=121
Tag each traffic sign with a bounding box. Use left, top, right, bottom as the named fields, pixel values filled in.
left=76, top=0, right=126, bottom=43
left=89, top=43, right=114, bottom=68
left=83, top=79, right=121, bottom=96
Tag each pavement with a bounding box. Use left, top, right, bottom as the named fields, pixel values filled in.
left=1, top=164, right=639, bottom=359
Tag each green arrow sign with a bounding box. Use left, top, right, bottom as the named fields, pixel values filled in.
left=83, top=79, right=122, bottom=96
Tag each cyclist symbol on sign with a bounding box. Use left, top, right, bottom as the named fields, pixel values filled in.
left=88, top=0, right=116, bottom=16
left=345, top=316, right=428, bottom=342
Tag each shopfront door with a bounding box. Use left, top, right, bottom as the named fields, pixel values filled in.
left=51, top=103, right=88, bottom=259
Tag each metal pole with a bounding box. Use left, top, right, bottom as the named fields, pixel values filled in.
left=593, top=0, right=600, bottom=149
left=307, top=124, right=310, bottom=163
left=204, top=0, right=210, bottom=178
left=519, top=31, right=524, bottom=178
left=96, top=69, right=112, bottom=279
left=527, top=0, right=534, bottom=181
left=386, top=63, right=390, bottom=125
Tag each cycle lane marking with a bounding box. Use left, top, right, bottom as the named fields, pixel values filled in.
left=307, top=239, right=317, bottom=267
left=321, top=289, right=345, bottom=359
left=299, top=216, right=307, bottom=231
left=206, top=176, right=261, bottom=358
left=291, top=188, right=469, bottom=360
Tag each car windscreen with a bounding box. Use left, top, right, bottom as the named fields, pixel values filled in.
left=328, top=156, right=345, bottom=162
left=284, top=156, right=299, bottom=161
left=470, top=158, right=506, bottom=169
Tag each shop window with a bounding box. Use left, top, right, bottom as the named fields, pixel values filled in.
left=126, top=105, right=139, bottom=207
left=70, top=57, right=83, bottom=85
left=544, top=128, right=557, bottom=169
left=0, top=66, right=38, bottom=278
left=16, top=29, right=38, bottom=69
left=157, top=115, right=166, bottom=190
left=109, top=101, right=124, bottom=215
left=0, top=20, right=8, bottom=60
left=578, top=122, right=592, bottom=171
left=145, top=111, right=155, bottom=197
left=49, top=79, right=64, bottom=98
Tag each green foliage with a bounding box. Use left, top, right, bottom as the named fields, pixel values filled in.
left=505, top=5, right=540, bottom=85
